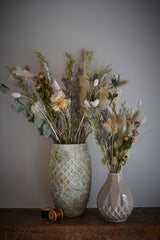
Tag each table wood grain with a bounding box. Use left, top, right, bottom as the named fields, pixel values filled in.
left=0, top=208, right=160, bottom=240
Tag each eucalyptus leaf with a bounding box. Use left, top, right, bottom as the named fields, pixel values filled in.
left=22, top=108, right=29, bottom=118
left=34, top=115, right=44, bottom=128
left=18, top=96, right=32, bottom=112
left=10, top=100, right=22, bottom=112
left=43, top=123, right=52, bottom=138
left=18, top=96, right=30, bottom=106
left=0, top=83, right=10, bottom=93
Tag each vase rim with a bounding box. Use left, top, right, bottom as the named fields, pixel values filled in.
left=52, top=143, right=87, bottom=146
left=108, top=172, right=123, bottom=175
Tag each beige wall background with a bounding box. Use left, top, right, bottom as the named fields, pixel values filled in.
left=0, top=0, right=160, bottom=207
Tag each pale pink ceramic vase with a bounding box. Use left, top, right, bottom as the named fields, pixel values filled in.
left=97, top=173, right=133, bottom=222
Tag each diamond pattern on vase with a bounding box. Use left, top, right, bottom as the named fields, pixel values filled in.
left=97, top=173, right=133, bottom=222
left=49, top=144, right=91, bottom=217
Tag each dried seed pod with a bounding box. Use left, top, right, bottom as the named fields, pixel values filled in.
left=134, top=121, right=140, bottom=127
left=132, top=129, right=139, bottom=136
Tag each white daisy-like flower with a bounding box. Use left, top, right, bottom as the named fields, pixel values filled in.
left=93, top=79, right=99, bottom=87
left=11, top=92, right=21, bottom=98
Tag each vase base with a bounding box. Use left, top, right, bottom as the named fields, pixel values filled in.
left=64, top=212, right=84, bottom=218
left=104, top=218, right=127, bottom=223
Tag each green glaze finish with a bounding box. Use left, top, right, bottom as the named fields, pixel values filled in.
left=49, top=143, right=91, bottom=217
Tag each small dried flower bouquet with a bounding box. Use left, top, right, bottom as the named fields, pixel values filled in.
left=0, top=50, right=126, bottom=144
left=85, top=81, right=146, bottom=173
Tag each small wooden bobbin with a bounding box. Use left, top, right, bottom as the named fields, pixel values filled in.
left=41, top=207, right=51, bottom=219
left=48, top=208, right=63, bottom=222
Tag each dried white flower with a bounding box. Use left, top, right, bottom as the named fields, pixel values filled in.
left=91, top=99, right=99, bottom=108
left=50, top=90, right=64, bottom=103
left=52, top=105, right=60, bottom=112
left=31, top=101, right=46, bottom=117
left=53, top=79, right=60, bottom=91
left=140, top=117, right=147, bottom=125
left=11, top=92, right=21, bottom=98
left=13, top=66, right=33, bottom=84
left=94, top=79, right=99, bottom=87
left=84, top=100, right=90, bottom=108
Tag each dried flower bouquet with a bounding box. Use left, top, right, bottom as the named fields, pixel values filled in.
left=0, top=49, right=126, bottom=144
left=85, top=83, right=146, bottom=173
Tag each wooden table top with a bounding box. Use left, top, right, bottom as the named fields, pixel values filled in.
left=0, top=208, right=160, bottom=240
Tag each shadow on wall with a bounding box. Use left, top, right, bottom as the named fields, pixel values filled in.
left=36, top=138, right=53, bottom=207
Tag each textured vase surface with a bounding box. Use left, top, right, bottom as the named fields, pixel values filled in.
left=49, top=143, right=91, bottom=217
left=97, top=173, right=133, bottom=222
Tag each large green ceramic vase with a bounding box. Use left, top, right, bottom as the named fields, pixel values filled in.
left=48, top=143, right=91, bottom=217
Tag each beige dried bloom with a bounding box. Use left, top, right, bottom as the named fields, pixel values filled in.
left=31, top=100, right=46, bottom=117
left=50, top=91, right=65, bottom=103
left=79, top=75, right=85, bottom=86
left=111, top=114, right=117, bottom=125
left=103, top=122, right=112, bottom=132
left=106, top=118, right=112, bottom=126
left=99, top=88, right=108, bottom=108
left=103, top=115, right=118, bottom=134
left=118, top=113, right=123, bottom=123
left=50, top=90, right=69, bottom=112
left=112, top=123, right=118, bottom=134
